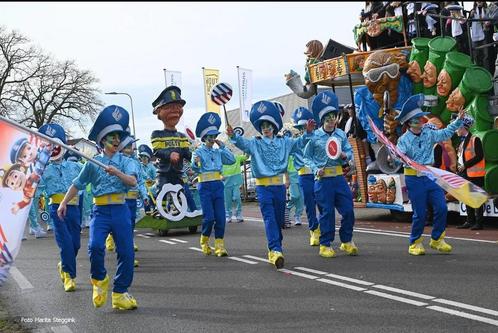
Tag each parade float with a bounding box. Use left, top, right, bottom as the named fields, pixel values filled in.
left=135, top=86, right=203, bottom=236
left=286, top=15, right=498, bottom=219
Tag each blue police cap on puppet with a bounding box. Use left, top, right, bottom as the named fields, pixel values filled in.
left=39, top=123, right=67, bottom=161
left=138, top=144, right=153, bottom=158
left=10, top=138, right=29, bottom=164
left=195, top=112, right=221, bottom=141
left=250, top=100, right=283, bottom=135
left=311, top=91, right=339, bottom=124
left=152, top=85, right=186, bottom=115
left=395, top=93, right=430, bottom=125
left=88, top=105, right=129, bottom=145
left=292, top=107, right=314, bottom=128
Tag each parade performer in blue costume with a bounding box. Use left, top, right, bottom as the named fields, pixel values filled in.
left=138, top=144, right=156, bottom=213
left=228, top=101, right=314, bottom=268
left=291, top=107, right=321, bottom=246
left=394, top=94, right=464, bottom=256
left=305, top=91, right=358, bottom=258
left=192, top=112, right=235, bottom=256
left=106, top=133, right=146, bottom=267
left=57, top=105, right=138, bottom=310
left=38, top=123, right=82, bottom=292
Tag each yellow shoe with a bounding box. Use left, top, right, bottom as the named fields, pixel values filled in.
left=106, top=234, right=115, bottom=252
left=267, top=250, right=284, bottom=269
left=319, top=245, right=336, bottom=258
left=91, top=275, right=109, bottom=308
left=57, top=262, right=64, bottom=283
left=429, top=232, right=452, bottom=253
left=200, top=235, right=212, bottom=255
left=134, top=243, right=138, bottom=252
left=340, top=242, right=359, bottom=256
left=63, top=273, right=76, bottom=292
left=112, top=292, right=138, bottom=310
left=214, top=238, right=228, bottom=257
left=408, top=238, right=425, bottom=256
left=134, top=259, right=139, bottom=267
left=309, top=229, right=320, bottom=246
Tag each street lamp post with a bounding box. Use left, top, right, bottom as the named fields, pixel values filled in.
left=105, top=92, right=136, bottom=137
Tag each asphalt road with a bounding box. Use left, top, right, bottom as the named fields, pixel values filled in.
left=2, top=206, right=498, bottom=333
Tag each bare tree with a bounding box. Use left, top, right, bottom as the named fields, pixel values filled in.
left=1, top=25, right=103, bottom=132
left=0, top=26, right=48, bottom=117
left=9, top=59, right=102, bottom=130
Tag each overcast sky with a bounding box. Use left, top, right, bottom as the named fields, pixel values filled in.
left=1, top=2, right=364, bottom=145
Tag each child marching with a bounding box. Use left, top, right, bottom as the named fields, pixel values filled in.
left=57, top=105, right=139, bottom=310
left=228, top=101, right=314, bottom=269
left=39, top=123, right=83, bottom=292
left=192, top=112, right=235, bottom=256
left=304, top=91, right=359, bottom=258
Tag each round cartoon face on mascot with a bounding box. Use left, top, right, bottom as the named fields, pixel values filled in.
left=436, top=69, right=452, bottom=97
left=445, top=87, right=465, bottom=112
left=363, top=51, right=401, bottom=108
left=157, top=102, right=184, bottom=130
left=421, top=61, right=437, bottom=88
left=407, top=60, right=422, bottom=83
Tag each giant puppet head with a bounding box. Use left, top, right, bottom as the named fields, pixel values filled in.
left=362, top=51, right=405, bottom=108
left=152, top=85, right=186, bottom=130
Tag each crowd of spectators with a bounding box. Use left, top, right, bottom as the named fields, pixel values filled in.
left=358, top=1, right=498, bottom=75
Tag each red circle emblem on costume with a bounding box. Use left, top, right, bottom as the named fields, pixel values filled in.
left=326, top=137, right=341, bottom=160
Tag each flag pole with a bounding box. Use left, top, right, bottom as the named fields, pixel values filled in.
left=163, top=68, right=168, bottom=87
left=0, top=116, right=108, bottom=169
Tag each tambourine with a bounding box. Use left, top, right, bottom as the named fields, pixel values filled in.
left=325, top=136, right=342, bottom=160
left=233, top=127, right=245, bottom=136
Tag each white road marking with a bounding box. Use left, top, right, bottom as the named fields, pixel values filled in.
left=144, top=232, right=156, bottom=236
left=432, top=298, right=498, bottom=317
left=228, top=257, right=258, bottom=265
left=372, top=284, right=435, bottom=300
left=293, top=267, right=328, bottom=275
left=242, top=255, right=270, bottom=263
left=169, top=238, right=188, bottom=243
left=364, top=290, right=428, bottom=306
left=353, top=227, right=497, bottom=244
left=316, top=278, right=367, bottom=291
left=243, top=216, right=495, bottom=244
left=9, top=266, right=33, bottom=290
left=159, top=240, right=176, bottom=245
left=427, top=306, right=498, bottom=327
left=137, top=234, right=150, bottom=239
left=325, top=273, right=374, bottom=286
left=189, top=247, right=203, bottom=252
left=279, top=269, right=319, bottom=280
